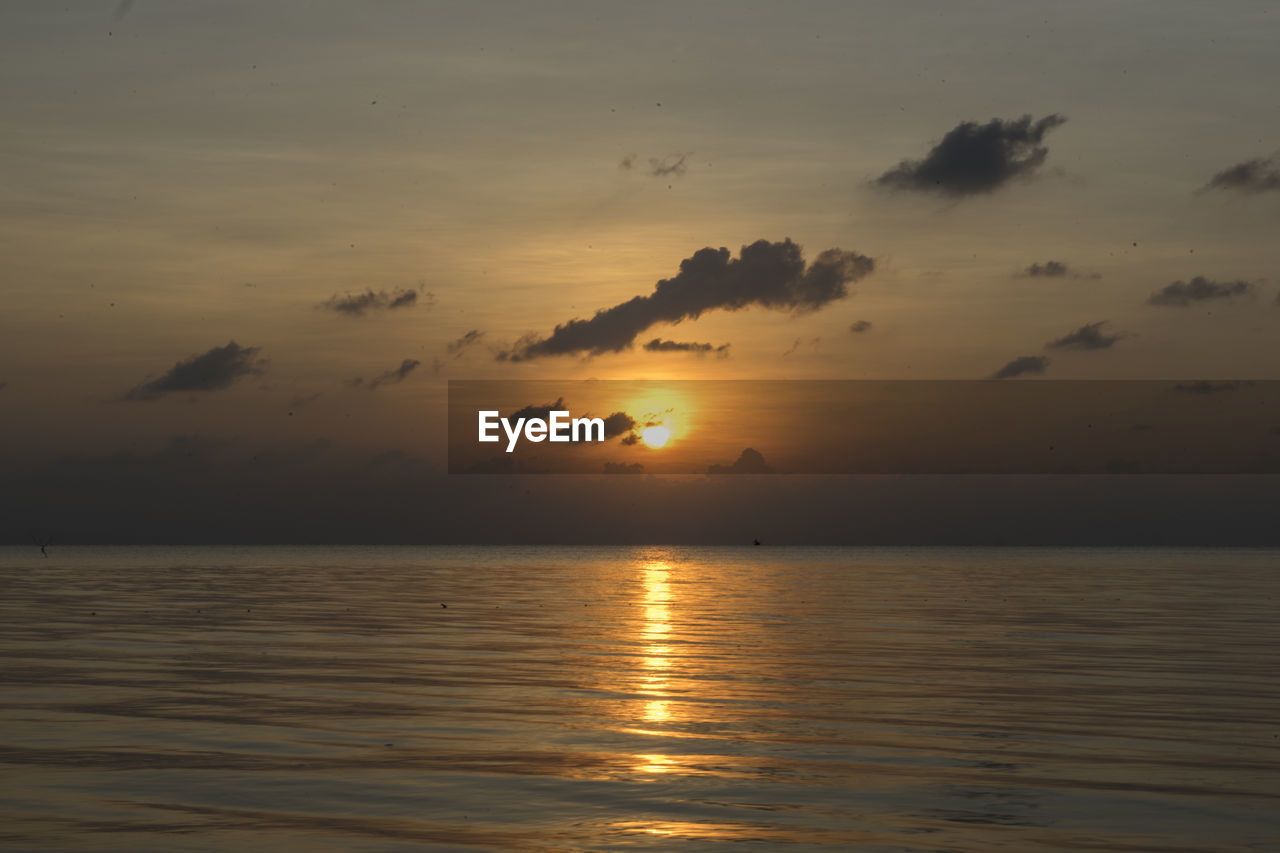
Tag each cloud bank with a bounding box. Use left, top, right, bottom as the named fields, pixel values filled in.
left=873, top=114, right=1066, bottom=197
left=499, top=239, right=874, bottom=361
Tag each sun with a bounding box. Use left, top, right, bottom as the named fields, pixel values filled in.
left=641, top=425, right=671, bottom=449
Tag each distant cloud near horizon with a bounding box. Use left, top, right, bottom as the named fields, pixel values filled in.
left=1201, top=156, right=1280, bottom=193
left=1046, top=321, right=1125, bottom=351
left=319, top=287, right=427, bottom=316
left=643, top=338, right=730, bottom=357
left=499, top=238, right=874, bottom=361
left=1147, top=276, right=1253, bottom=306
left=849, top=320, right=872, bottom=334
left=992, top=355, right=1050, bottom=379
left=708, top=447, right=773, bottom=475
left=125, top=341, right=266, bottom=401
left=873, top=114, right=1066, bottom=197
left=1173, top=381, right=1239, bottom=394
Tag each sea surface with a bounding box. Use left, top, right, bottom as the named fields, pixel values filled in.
left=0, top=546, right=1277, bottom=851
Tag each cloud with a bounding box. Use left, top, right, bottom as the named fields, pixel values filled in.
left=1046, top=321, right=1126, bottom=351
left=708, top=447, right=773, bottom=475
left=1173, top=381, right=1239, bottom=394
left=781, top=337, right=821, bottom=357
left=603, top=461, right=644, bottom=474
left=991, top=355, right=1050, bottom=379
left=319, top=287, right=426, bottom=316
left=848, top=320, right=872, bottom=334
left=618, top=154, right=636, bottom=170
left=446, top=329, right=486, bottom=357
left=509, top=397, right=566, bottom=422
left=873, top=114, right=1066, bottom=197
left=503, top=402, right=634, bottom=441
left=1147, top=276, right=1253, bottom=306
left=649, top=154, right=688, bottom=177
left=1018, top=260, right=1099, bottom=279
left=367, top=359, right=421, bottom=390
left=602, top=412, right=635, bottom=439
left=643, top=338, right=730, bottom=357
left=125, top=341, right=266, bottom=401
left=499, top=239, right=874, bottom=361
left=1201, top=156, right=1280, bottom=194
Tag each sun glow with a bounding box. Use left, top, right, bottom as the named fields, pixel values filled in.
left=641, top=425, right=671, bottom=448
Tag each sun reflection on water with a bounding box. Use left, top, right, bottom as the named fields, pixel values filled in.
left=638, top=560, right=676, bottom=745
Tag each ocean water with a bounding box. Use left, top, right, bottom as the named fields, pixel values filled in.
left=0, top=545, right=1277, bottom=852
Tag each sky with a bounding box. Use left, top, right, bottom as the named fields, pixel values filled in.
left=2, top=1, right=1279, bottom=543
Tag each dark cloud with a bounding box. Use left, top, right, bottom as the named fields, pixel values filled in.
left=319, top=287, right=425, bottom=316
left=649, top=154, right=688, bottom=177
left=500, top=401, right=634, bottom=442
left=510, top=397, right=566, bottom=422
left=708, top=447, right=773, bottom=475
left=499, top=239, right=874, bottom=361
left=446, top=330, right=486, bottom=357
left=367, top=359, right=421, bottom=390
left=873, top=114, right=1066, bottom=197
left=991, top=355, right=1050, bottom=379
left=1046, top=321, right=1125, bottom=351
left=848, top=320, right=872, bottom=334
left=1173, top=381, right=1239, bottom=395
left=1018, top=260, right=1099, bottom=279
left=603, top=461, right=644, bottom=474
left=602, top=412, right=635, bottom=439
left=1147, top=276, right=1253, bottom=306
left=618, top=154, right=636, bottom=170
left=125, top=341, right=266, bottom=401
left=642, top=338, right=730, bottom=357
left=1024, top=260, right=1070, bottom=277
left=1201, top=156, right=1280, bottom=194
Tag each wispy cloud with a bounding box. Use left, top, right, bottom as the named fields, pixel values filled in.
left=1147, top=276, right=1253, bottom=307
left=125, top=341, right=266, bottom=401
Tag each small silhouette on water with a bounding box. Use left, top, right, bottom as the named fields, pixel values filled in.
left=753, top=538, right=761, bottom=546
left=441, top=603, right=447, bottom=609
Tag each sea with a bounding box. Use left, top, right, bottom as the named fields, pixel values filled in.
left=0, top=545, right=1277, bottom=851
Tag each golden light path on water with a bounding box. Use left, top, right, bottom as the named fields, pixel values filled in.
left=637, top=560, right=674, bottom=772
left=2, top=546, right=1279, bottom=851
